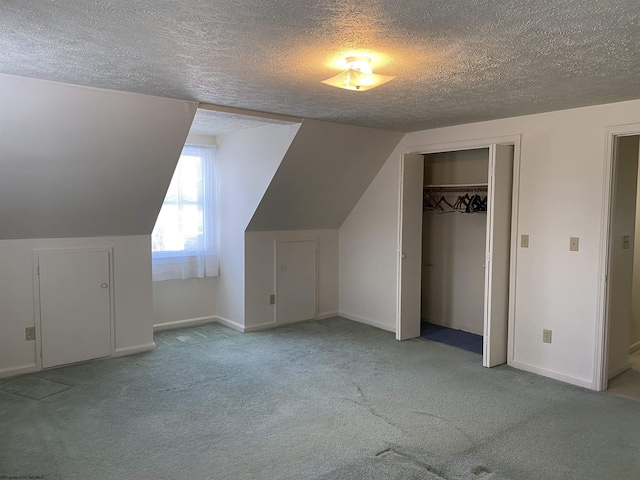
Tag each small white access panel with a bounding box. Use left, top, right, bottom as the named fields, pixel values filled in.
left=397, top=154, right=425, bottom=340
left=276, top=240, right=317, bottom=325
left=483, top=145, right=514, bottom=367
left=38, top=249, right=112, bottom=368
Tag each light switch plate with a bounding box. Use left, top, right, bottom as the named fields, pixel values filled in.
left=521, top=234, right=529, bottom=248
left=623, top=235, right=631, bottom=249
left=269, top=294, right=276, bottom=305
left=570, top=237, right=579, bottom=252
left=543, top=329, right=552, bottom=344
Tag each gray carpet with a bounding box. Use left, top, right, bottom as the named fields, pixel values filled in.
left=1, top=317, right=639, bottom=479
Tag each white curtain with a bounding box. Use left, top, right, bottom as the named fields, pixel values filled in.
left=152, top=144, right=219, bottom=281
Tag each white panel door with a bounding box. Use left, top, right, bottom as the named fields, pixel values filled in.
left=397, top=154, right=424, bottom=340
left=276, top=240, right=317, bottom=325
left=483, top=145, right=514, bottom=367
left=39, top=250, right=112, bottom=368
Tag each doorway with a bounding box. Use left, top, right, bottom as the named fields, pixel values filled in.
left=601, top=133, right=640, bottom=399
left=397, top=140, right=519, bottom=368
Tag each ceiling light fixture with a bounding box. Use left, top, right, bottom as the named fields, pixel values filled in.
left=321, top=56, right=395, bottom=92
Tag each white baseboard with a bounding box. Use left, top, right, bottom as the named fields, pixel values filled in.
left=248, top=315, right=344, bottom=332
left=338, top=311, right=396, bottom=333
left=630, top=341, right=640, bottom=355
left=214, top=315, right=245, bottom=332
left=609, top=362, right=632, bottom=380
left=0, top=363, right=37, bottom=379
left=244, top=321, right=278, bottom=332
left=113, top=343, right=156, bottom=357
left=154, top=315, right=217, bottom=331
left=509, top=360, right=593, bottom=390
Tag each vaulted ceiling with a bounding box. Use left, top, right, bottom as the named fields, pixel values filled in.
left=1, top=1, right=639, bottom=132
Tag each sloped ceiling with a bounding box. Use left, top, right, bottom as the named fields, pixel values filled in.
left=247, top=120, right=404, bottom=231
left=2, top=1, right=640, bottom=132
left=0, top=74, right=196, bottom=240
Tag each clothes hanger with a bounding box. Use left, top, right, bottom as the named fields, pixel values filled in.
left=423, top=192, right=437, bottom=210
left=434, top=194, right=454, bottom=211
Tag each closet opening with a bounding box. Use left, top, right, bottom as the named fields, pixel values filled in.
left=398, top=142, right=517, bottom=368
left=421, top=148, right=490, bottom=356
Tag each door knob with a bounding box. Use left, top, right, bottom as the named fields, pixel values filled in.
left=101, top=283, right=109, bottom=288
left=401, top=254, right=406, bottom=259
left=281, top=267, right=287, bottom=271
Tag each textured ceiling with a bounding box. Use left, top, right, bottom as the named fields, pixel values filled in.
left=190, top=108, right=298, bottom=136
left=1, top=0, right=640, bottom=132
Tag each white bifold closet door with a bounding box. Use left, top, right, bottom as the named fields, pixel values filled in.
left=483, top=145, right=514, bottom=367
left=39, top=250, right=112, bottom=368
left=397, top=154, right=425, bottom=340
left=276, top=240, right=317, bottom=325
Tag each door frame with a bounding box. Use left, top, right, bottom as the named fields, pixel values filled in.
left=594, top=123, right=640, bottom=391
left=274, top=238, right=319, bottom=325
left=396, top=134, right=522, bottom=366
left=32, top=246, right=115, bottom=371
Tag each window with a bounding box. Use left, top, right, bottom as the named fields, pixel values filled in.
left=151, top=144, right=218, bottom=281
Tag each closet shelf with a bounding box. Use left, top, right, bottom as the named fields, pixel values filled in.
left=424, top=183, right=488, bottom=188
left=424, top=183, right=488, bottom=193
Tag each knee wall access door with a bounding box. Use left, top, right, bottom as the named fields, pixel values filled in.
left=37, top=249, right=113, bottom=368
left=276, top=240, right=317, bottom=325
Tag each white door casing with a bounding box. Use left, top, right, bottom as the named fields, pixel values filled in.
left=483, top=144, right=514, bottom=367
left=38, top=249, right=112, bottom=368
left=397, top=154, right=425, bottom=340
left=276, top=240, right=317, bottom=325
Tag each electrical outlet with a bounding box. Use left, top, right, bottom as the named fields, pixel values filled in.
left=25, top=327, right=35, bottom=341
left=269, top=294, right=276, bottom=305
left=543, top=329, right=552, bottom=344
left=570, top=237, right=579, bottom=252
left=521, top=234, right=529, bottom=248
left=623, top=235, right=631, bottom=249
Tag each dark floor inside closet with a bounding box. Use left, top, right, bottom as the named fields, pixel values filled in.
left=420, top=322, right=483, bottom=355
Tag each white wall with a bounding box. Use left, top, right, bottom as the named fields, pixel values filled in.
left=423, top=149, right=490, bottom=185
left=245, top=230, right=339, bottom=329
left=340, top=98, right=640, bottom=389
left=338, top=143, right=406, bottom=332
left=152, top=278, right=217, bottom=326
left=215, top=124, right=301, bottom=327
left=0, top=235, right=153, bottom=377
